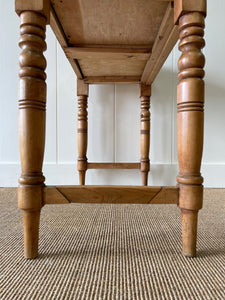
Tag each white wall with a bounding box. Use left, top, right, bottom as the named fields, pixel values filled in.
left=0, top=0, right=225, bottom=187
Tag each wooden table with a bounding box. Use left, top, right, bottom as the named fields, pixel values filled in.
left=15, top=0, right=206, bottom=259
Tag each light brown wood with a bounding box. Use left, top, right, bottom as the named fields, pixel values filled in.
left=67, top=59, right=83, bottom=78
left=87, top=163, right=140, bottom=170
left=77, top=80, right=89, bottom=185
left=77, top=79, right=89, bottom=97
left=50, top=6, right=83, bottom=78
left=181, top=209, right=198, bottom=257
left=64, top=46, right=151, bottom=61
left=150, top=187, right=178, bottom=204
left=84, top=76, right=140, bottom=84
left=142, top=2, right=179, bottom=84
left=50, top=0, right=174, bottom=80
left=49, top=6, right=67, bottom=47
left=15, top=0, right=50, bottom=21
left=22, top=210, right=40, bottom=259
left=15, top=0, right=207, bottom=259
left=17, top=10, right=47, bottom=259
left=64, top=46, right=151, bottom=77
left=44, top=187, right=70, bottom=204
left=140, top=84, right=151, bottom=186
left=74, top=44, right=152, bottom=50
left=44, top=186, right=179, bottom=205
left=139, top=83, right=151, bottom=97
left=79, top=58, right=147, bottom=77
left=48, top=1, right=180, bottom=83
left=51, top=0, right=168, bottom=45
left=174, top=0, right=206, bottom=24
left=176, top=11, right=205, bottom=257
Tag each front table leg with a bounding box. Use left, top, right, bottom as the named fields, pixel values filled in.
left=17, top=10, right=48, bottom=258
left=177, top=12, right=206, bottom=257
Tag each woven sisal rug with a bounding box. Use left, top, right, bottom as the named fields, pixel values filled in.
left=0, top=188, right=224, bottom=299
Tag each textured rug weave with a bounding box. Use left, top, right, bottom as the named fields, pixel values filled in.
left=0, top=188, right=224, bottom=300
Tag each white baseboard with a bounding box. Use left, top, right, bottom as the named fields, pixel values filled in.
left=0, top=163, right=224, bottom=187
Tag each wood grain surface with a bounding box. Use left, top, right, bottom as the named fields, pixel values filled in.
left=44, top=186, right=179, bottom=205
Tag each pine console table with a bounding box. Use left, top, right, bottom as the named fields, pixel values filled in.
left=15, top=0, right=206, bottom=259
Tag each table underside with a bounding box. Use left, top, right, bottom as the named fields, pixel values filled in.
left=50, top=0, right=178, bottom=84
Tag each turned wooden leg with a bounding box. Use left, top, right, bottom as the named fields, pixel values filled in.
left=77, top=79, right=89, bottom=185
left=16, top=1, right=49, bottom=258
left=140, top=83, right=151, bottom=186
left=176, top=11, right=206, bottom=257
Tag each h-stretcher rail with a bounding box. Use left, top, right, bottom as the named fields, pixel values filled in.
left=44, top=186, right=179, bottom=205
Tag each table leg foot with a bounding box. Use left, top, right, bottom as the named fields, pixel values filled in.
left=181, top=209, right=198, bottom=257
left=22, top=210, right=40, bottom=259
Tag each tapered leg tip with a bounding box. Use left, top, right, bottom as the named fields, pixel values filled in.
left=183, top=251, right=196, bottom=258
left=181, top=209, right=198, bottom=258
left=24, top=252, right=39, bottom=259
left=22, top=210, right=40, bottom=259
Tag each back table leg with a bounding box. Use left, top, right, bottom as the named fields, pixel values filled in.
left=176, top=10, right=206, bottom=257
left=77, top=79, right=89, bottom=185
left=16, top=1, right=49, bottom=258
left=140, top=84, right=151, bottom=186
